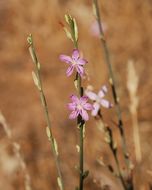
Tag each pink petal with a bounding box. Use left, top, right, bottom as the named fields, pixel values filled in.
left=76, top=65, right=84, bottom=77
left=59, top=54, right=72, bottom=64
left=80, top=109, right=89, bottom=121
left=80, top=96, right=88, bottom=104
left=77, top=58, right=88, bottom=65
left=100, top=99, right=111, bottom=108
left=85, top=90, right=97, bottom=101
left=69, top=110, right=79, bottom=120
left=98, top=85, right=108, bottom=98
left=66, top=65, right=74, bottom=77
left=83, top=103, right=93, bottom=110
left=92, top=102, right=100, bottom=116
left=72, top=49, right=80, bottom=60
left=68, top=103, right=76, bottom=110
left=70, top=95, right=79, bottom=103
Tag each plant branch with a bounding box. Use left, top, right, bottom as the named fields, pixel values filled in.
left=27, top=34, right=64, bottom=190
left=93, top=0, right=130, bottom=170
left=98, top=112, right=128, bottom=190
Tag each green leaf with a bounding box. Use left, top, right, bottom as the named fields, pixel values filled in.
left=63, top=27, right=73, bottom=41
left=57, top=177, right=62, bottom=190
left=76, top=145, right=80, bottom=153
left=92, top=2, right=97, bottom=18
left=73, top=18, right=78, bottom=41
left=54, top=138, right=59, bottom=156
left=27, top=34, right=32, bottom=45
left=32, top=71, right=41, bottom=90
left=32, top=71, right=38, bottom=86
left=46, top=127, right=51, bottom=139
left=65, top=14, right=70, bottom=24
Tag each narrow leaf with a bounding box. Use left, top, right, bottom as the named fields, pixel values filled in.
left=54, top=138, right=59, bottom=156
left=57, top=177, right=62, bottom=190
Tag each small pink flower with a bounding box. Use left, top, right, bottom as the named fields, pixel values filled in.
left=85, top=85, right=112, bottom=116
left=59, top=49, right=87, bottom=77
left=90, top=20, right=107, bottom=37
left=68, top=95, right=93, bottom=121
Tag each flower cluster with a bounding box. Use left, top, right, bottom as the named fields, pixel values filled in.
left=60, top=49, right=93, bottom=121
left=60, top=49, right=112, bottom=121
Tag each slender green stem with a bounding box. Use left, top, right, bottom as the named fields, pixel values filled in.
left=79, top=121, right=84, bottom=190
left=113, top=153, right=128, bottom=190
left=93, top=0, right=130, bottom=170
left=28, top=35, right=64, bottom=190
left=74, top=41, right=85, bottom=190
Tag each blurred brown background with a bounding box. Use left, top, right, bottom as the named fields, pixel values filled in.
left=0, top=0, right=152, bottom=190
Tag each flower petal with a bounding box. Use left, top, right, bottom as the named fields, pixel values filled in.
left=77, top=58, right=88, bottom=65
left=85, top=90, right=97, bottom=101
left=72, top=49, right=79, bottom=60
left=83, top=103, right=93, bottom=110
left=68, top=103, right=76, bottom=110
left=70, top=95, right=79, bottom=103
left=80, top=96, right=88, bottom=104
left=69, top=110, right=79, bottom=120
left=76, top=65, right=84, bottom=77
left=98, top=85, right=108, bottom=98
left=100, top=99, right=111, bottom=108
left=66, top=65, right=74, bottom=77
left=92, top=102, right=100, bottom=116
left=80, top=109, right=89, bottom=121
left=59, top=54, right=72, bottom=64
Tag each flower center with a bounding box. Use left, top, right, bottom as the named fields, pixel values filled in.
left=96, top=97, right=101, bottom=104
left=72, top=59, right=77, bottom=65
left=77, top=103, right=83, bottom=110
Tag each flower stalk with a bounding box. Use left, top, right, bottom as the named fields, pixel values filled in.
left=92, top=0, right=130, bottom=170
left=27, top=35, right=64, bottom=190
left=63, top=14, right=87, bottom=190
left=73, top=22, right=85, bottom=190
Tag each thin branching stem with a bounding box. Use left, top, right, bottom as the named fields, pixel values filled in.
left=27, top=35, right=64, bottom=190
left=93, top=0, right=130, bottom=170
left=98, top=113, right=127, bottom=190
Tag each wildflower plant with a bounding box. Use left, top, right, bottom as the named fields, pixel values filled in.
left=26, top=1, right=144, bottom=190
left=60, top=14, right=93, bottom=190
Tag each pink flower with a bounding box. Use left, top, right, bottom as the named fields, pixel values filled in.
left=85, top=85, right=112, bottom=116
left=90, top=20, right=107, bottom=37
left=68, top=95, right=93, bottom=121
left=59, top=49, right=87, bottom=77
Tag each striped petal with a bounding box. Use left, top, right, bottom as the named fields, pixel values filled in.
left=85, top=90, right=97, bottom=101
left=92, top=102, right=100, bottom=116
left=100, top=99, right=111, bottom=108
left=77, top=58, right=88, bottom=65
left=59, top=54, right=72, bottom=64
left=98, top=85, right=108, bottom=98
left=66, top=65, right=74, bottom=77
left=72, top=49, right=80, bottom=60
left=70, top=95, right=79, bottom=104
left=69, top=110, right=79, bottom=120
left=80, top=109, right=89, bottom=121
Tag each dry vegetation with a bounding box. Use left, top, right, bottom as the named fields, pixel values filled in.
left=0, top=0, right=152, bottom=190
